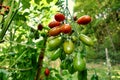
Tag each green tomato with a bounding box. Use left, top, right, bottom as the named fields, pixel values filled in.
left=73, top=53, right=86, bottom=72
left=48, top=36, right=62, bottom=50
left=79, top=34, right=94, bottom=46
left=63, top=40, right=74, bottom=54
left=50, top=48, right=62, bottom=61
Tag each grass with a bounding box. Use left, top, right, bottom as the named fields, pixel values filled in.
left=87, top=62, right=120, bottom=80
left=50, top=59, right=120, bottom=80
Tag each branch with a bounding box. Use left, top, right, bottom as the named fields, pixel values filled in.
left=105, top=48, right=112, bottom=80
left=35, top=48, right=45, bottom=80
left=0, top=66, right=33, bottom=71
left=35, top=36, right=47, bottom=80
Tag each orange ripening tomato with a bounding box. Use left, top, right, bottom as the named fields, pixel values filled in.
left=54, top=13, right=65, bottom=22
left=48, top=21, right=61, bottom=28
left=77, top=15, right=91, bottom=25
left=48, top=26, right=61, bottom=36
left=61, top=24, right=72, bottom=34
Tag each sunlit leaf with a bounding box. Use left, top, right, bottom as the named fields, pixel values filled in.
left=46, top=0, right=53, bottom=4
left=21, top=0, right=30, bottom=9
left=34, top=0, right=40, bottom=4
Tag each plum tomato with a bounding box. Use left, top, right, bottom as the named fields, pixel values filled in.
left=61, top=24, right=72, bottom=34
left=48, top=21, right=61, bottom=28
left=63, top=40, right=74, bottom=54
left=73, top=53, right=86, bottom=72
left=54, top=13, right=65, bottom=22
left=77, top=15, right=91, bottom=25
left=44, top=68, right=50, bottom=76
left=79, top=34, right=94, bottom=46
left=48, top=36, right=62, bottom=50
left=48, top=26, right=61, bottom=36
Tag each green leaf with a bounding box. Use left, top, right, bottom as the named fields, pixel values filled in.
left=46, top=0, right=53, bottom=4
left=34, top=0, right=40, bottom=4
left=21, top=0, right=30, bottom=9
left=0, top=69, right=8, bottom=80
left=55, top=73, right=63, bottom=80
left=14, top=13, right=26, bottom=21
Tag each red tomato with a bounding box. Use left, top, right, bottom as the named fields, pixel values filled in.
left=54, top=13, right=65, bottom=22
left=44, top=68, right=50, bottom=76
left=37, top=23, right=43, bottom=30
left=48, top=26, right=61, bottom=36
left=48, top=21, right=61, bottom=28
left=61, top=24, right=72, bottom=34
left=77, top=15, right=91, bottom=25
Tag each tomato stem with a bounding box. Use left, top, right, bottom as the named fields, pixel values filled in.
left=35, top=36, right=47, bottom=80
left=35, top=49, right=45, bottom=80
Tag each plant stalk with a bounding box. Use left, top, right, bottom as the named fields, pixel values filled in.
left=35, top=37, right=47, bottom=80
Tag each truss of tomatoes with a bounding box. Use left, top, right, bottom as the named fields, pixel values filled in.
left=38, top=12, right=93, bottom=75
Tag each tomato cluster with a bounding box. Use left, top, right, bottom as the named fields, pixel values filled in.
left=44, top=13, right=94, bottom=76
left=48, top=13, right=72, bottom=36
left=37, top=12, right=93, bottom=79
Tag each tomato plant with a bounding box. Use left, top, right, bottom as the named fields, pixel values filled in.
left=0, top=0, right=98, bottom=80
